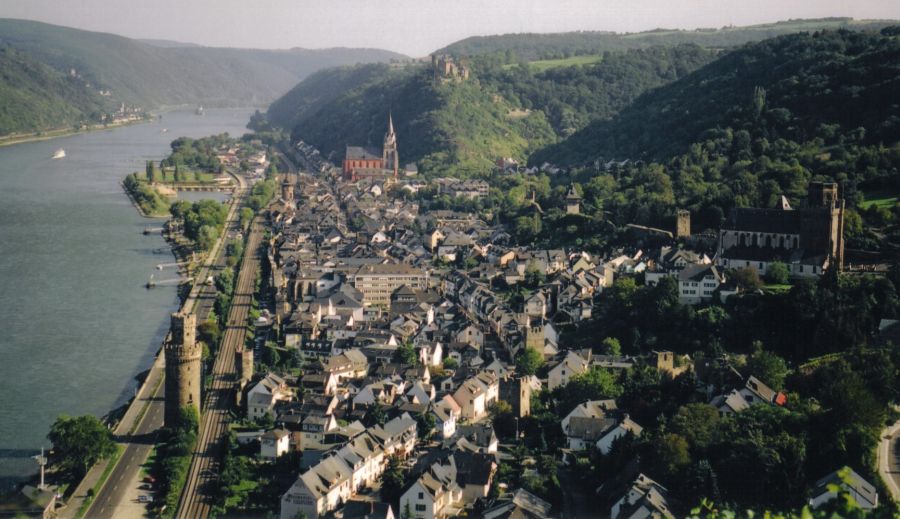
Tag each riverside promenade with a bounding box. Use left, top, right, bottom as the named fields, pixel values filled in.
left=60, top=170, right=248, bottom=519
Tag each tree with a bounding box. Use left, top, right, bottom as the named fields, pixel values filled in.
left=745, top=342, right=789, bottom=391
left=48, top=414, right=116, bottom=477
left=766, top=261, right=790, bottom=285
left=651, top=432, right=691, bottom=478
left=394, top=342, right=418, bottom=365
left=516, top=348, right=544, bottom=376
left=416, top=412, right=436, bottom=440
left=380, top=455, right=406, bottom=504
left=601, top=337, right=622, bottom=356
left=443, top=357, right=459, bottom=370
left=729, top=267, right=763, bottom=291
left=671, top=403, right=720, bottom=451
left=239, top=207, right=254, bottom=230
left=169, top=199, right=191, bottom=220
left=197, top=224, right=219, bottom=251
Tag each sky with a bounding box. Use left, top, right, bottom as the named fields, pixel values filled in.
left=1, top=0, right=899, bottom=56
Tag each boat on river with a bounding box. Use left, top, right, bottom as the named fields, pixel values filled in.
left=52, top=149, right=66, bottom=159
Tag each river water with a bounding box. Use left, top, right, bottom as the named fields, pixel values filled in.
left=0, top=108, right=253, bottom=489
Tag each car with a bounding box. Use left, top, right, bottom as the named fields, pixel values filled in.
left=139, top=483, right=152, bottom=490
left=138, top=495, right=154, bottom=503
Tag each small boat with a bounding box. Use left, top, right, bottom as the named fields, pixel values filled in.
left=160, top=128, right=168, bottom=133
left=52, top=149, right=66, bottom=159
left=195, top=105, right=204, bottom=116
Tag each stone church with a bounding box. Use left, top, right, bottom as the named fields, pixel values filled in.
left=342, top=114, right=399, bottom=182
left=716, top=182, right=845, bottom=277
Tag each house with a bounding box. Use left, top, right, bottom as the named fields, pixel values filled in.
left=561, top=399, right=618, bottom=434
left=611, top=474, right=674, bottom=519
left=451, top=424, right=499, bottom=454
left=400, top=461, right=462, bottom=519
left=433, top=395, right=461, bottom=439
left=261, top=427, right=292, bottom=460
left=343, top=500, right=396, bottom=519
left=565, top=415, right=643, bottom=454
left=710, top=376, right=786, bottom=416
left=677, top=264, right=725, bottom=304
left=247, top=373, right=293, bottom=421
left=280, top=430, right=391, bottom=519
left=369, top=413, right=418, bottom=457
left=482, top=488, right=553, bottom=519
left=547, top=350, right=590, bottom=390
left=452, top=371, right=499, bottom=422
left=809, top=467, right=878, bottom=510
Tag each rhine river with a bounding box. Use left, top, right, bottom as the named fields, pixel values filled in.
left=0, top=108, right=253, bottom=488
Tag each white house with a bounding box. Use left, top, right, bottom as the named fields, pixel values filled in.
left=247, top=373, right=293, bottom=421
left=547, top=351, right=590, bottom=391
left=400, top=461, right=462, bottom=519
left=561, top=399, right=618, bottom=434
left=611, top=474, right=674, bottom=519
left=565, top=415, right=643, bottom=454
left=677, top=264, right=725, bottom=305
left=452, top=371, right=499, bottom=422
left=809, top=467, right=878, bottom=510
left=433, top=395, right=460, bottom=439
left=260, top=428, right=291, bottom=460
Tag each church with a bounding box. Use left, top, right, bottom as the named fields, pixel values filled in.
left=716, top=182, right=845, bottom=277
left=342, top=114, right=399, bottom=182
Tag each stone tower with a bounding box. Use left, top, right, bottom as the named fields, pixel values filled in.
left=565, top=184, right=582, bottom=215
left=281, top=175, right=294, bottom=203
left=164, top=311, right=201, bottom=429
left=524, top=318, right=544, bottom=355
left=383, top=114, right=399, bottom=180
left=676, top=209, right=691, bottom=238
left=235, top=346, right=254, bottom=386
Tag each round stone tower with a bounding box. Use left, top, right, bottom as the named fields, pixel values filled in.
left=281, top=176, right=294, bottom=203
left=164, top=311, right=201, bottom=429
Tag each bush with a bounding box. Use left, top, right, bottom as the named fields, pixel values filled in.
left=766, top=261, right=790, bottom=284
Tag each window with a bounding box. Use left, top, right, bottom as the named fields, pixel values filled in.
left=418, top=492, right=424, bottom=499
left=416, top=504, right=427, bottom=512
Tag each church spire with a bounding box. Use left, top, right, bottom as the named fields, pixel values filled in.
left=388, top=111, right=395, bottom=136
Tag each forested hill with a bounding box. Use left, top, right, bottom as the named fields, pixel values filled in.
left=266, top=45, right=719, bottom=174
left=438, top=18, right=896, bottom=59
left=0, top=46, right=112, bottom=135
left=0, top=19, right=404, bottom=134
left=533, top=28, right=900, bottom=166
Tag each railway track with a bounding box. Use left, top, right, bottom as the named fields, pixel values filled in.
left=174, top=217, right=264, bottom=519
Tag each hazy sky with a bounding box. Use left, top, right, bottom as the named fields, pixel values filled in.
left=2, top=0, right=899, bottom=56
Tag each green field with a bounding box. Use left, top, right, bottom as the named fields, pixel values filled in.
left=504, top=54, right=604, bottom=72
left=860, top=191, right=899, bottom=210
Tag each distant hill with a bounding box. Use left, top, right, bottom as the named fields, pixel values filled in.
left=0, top=19, right=405, bottom=135
left=438, top=18, right=897, bottom=59
left=268, top=45, right=719, bottom=174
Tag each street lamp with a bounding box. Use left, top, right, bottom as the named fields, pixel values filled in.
left=514, top=417, right=519, bottom=441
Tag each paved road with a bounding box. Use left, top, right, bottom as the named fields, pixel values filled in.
left=88, top=387, right=164, bottom=518
left=175, top=216, right=264, bottom=519
left=879, top=419, right=900, bottom=503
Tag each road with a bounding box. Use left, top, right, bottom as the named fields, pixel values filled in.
left=175, top=215, right=265, bottom=519
left=879, top=418, right=900, bottom=504
left=87, top=385, right=164, bottom=518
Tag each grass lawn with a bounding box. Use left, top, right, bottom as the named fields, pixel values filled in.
left=763, top=284, right=792, bottom=294
left=504, top=54, right=603, bottom=72
left=860, top=191, right=898, bottom=210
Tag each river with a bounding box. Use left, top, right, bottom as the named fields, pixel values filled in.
left=0, top=108, right=253, bottom=489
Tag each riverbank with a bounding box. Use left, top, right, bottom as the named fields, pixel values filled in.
left=0, top=117, right=154, bottom=148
